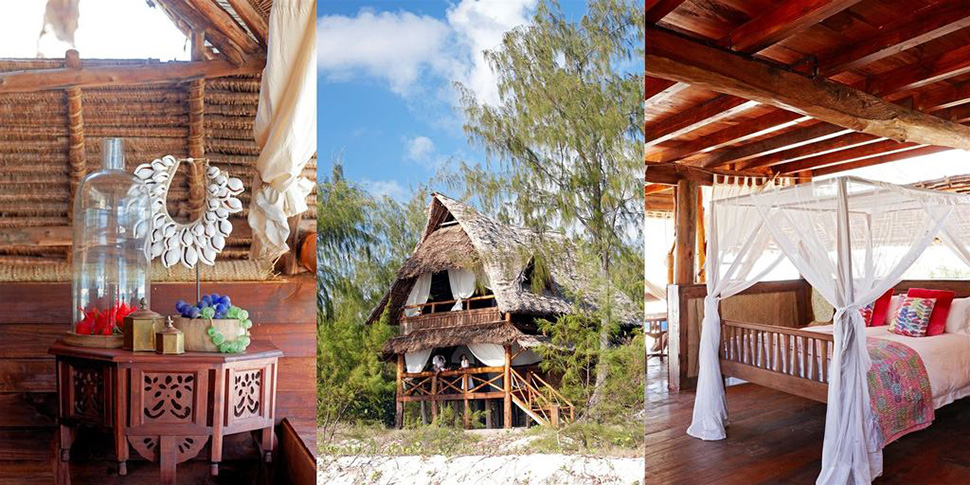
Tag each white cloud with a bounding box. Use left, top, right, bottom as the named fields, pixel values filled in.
left=317, top=10, right=452, bottom=95
left=405, top=136, right=436, bottom=161
left=318, top=0, right=536, bottom=104
left=361, top=179, right=408, bottom=201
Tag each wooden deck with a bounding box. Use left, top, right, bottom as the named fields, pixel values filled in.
left=646, top=358, right=970, bottom=484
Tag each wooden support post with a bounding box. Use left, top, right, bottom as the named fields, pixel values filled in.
left=673, top=179, right=698, bottom=284
left=503, top=345, right=512, bottom=429
left=65, top=49, right=86, bottom=220
left=395, top=354, right=404, bottom=429
left=485, top=400, right=493, bottom=429
left=695, top=186, right=706, bottom=282
left=187, top=31, right=206, bottom=220
left=463, top=373, right=470, bottom=429
left=430, top=375, right=438, bottom=423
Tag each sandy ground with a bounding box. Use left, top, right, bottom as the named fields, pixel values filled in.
left=318, top=454, right=644, bottom=484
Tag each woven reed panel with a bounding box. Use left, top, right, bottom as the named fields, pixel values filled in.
left=0, top=59, right=317, bottom=267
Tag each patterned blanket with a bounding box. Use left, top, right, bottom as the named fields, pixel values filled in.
left=867, top=339, right=934, bottom=447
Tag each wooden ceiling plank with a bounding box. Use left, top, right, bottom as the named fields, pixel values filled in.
left=159, top=0, right=248, bottom=65
left=811, top=146, right=950, bottom=176
left=645, top=96, right=759, bottom=148
left=645, top=183, right=673, bottom=195
left=773, top=139, right=922, bottom=174
left=737, top=132, right=882, bottom=170
left=700, top=123, right=852, bottom=168
left=225, top=0, right=269, bottom=46
left=0, top=58, right=265, bottom=94
left=646, top=0, right=687, bottom=24
left=869, top=43, right=970, bottom=96
left=646, top=27, right=970, bottom=155
left=645, top=78, right=688, bottom=105
left=917, top=80, right=970, bottom=112
left=727, top=0, right=864, bottom=54
left=818, top=1, right=970, bottom=75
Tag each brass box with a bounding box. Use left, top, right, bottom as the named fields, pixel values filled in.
left=124, top=299, right=162, bottom=352
left=155, top=317, right=185, bottom=355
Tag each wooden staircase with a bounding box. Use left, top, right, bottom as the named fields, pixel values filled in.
left=508, top=368, right=575, bottom=427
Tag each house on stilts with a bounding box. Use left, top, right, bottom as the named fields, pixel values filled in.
left=370, top=193, right=638, bottom=430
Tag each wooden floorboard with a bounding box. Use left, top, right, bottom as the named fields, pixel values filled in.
left=645, top=358, right=970, bottom=484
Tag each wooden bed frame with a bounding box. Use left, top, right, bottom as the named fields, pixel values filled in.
left=720, top=319, right=833, bottom=403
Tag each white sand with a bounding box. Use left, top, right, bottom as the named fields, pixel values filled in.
left=318, top=454, right=644, bottom=484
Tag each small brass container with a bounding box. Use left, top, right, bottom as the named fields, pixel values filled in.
left=155, top=317, right=185, bottom=355
left=124, top=298, right=162, bottom=351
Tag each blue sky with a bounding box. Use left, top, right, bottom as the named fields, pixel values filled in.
left=318, top=0, right=590, bottom=201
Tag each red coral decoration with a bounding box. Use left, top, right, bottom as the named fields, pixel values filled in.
left=75, top=302, right=134, bottom=335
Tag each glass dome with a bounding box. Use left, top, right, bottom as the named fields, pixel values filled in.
left=71, top=138, right=152, bottom=336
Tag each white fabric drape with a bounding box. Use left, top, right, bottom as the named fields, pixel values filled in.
left=405, top=273, right=432, bottom=317
left=248, top=0, right=317, bottom=263
left=447, top=268, right=476, bottom=311
left=466, top=342, right=541, bottom=366
left=404, top=349, right=432, bottom=373
left=687, top=177, right=785, bottom=440
left=688, top=176, right=966, bottom=484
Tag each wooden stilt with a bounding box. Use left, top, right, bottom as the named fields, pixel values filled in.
left=503, top=345, right=512, bottom=429
left=395, top=355, right=404, bottom=429
left=463, top=373, right=470, bottom=429
left=485, top=400, right=493, bottom=429
left=431, top=374, right=438, bottom=423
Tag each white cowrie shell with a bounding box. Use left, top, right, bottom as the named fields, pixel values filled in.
left=211, top=234, right=226, bottom=250
left=215, top=175, right=227, bottom=186
left=208, top=166, right=220, bottom=178
left=151, top=240, right=165, bottom=258
left=151, top=158, right=166, bottom=171
left=162, top=155, right=177, bottom=167
left=134, top=220, right=148, bottom=239
left=180, top=229, right=193, bottom=246
left=192, top=223, right=205, bottom=236
left=152, top=172, right=169, bottom=183
left=227, top=178, right=244, bottom=193
left=217, top=187, right=229, bottom=198
left=199, top=247, right=216, bottom=265
left=204, top=212, right=216, bottom=223
left=208, top=199, right=219, bottom=210
left=215, top=207, right=229, bottom=219
left=135, top=166, right=154, bottom=180
left=163, top=247, right=180, bottom=268
left=208, top=183, right=219, bottom=196
left=163, top=223, right=177, bottom=238
left=218, top=220, right=232, bottom=236
left=205, top=222, right=216, bottom=237
left=182, top=246, right=198, bottom=268
left=225, top=198, right=242, bottom=212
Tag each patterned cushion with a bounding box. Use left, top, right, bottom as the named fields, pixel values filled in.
left=890, top=297, right=937, bottom=337
left=859, top=303, right=874, bottom=326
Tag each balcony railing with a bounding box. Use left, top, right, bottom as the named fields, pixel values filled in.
left=400, top=295, right=502, bottom=333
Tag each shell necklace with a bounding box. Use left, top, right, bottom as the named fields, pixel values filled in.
left=134, top=156, right=244, bottom=268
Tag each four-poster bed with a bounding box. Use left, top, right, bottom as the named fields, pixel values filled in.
left=689, top=175, right=970, bottom=483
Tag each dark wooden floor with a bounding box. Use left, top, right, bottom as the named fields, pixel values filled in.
left=645, top=358, right=970, bottom=484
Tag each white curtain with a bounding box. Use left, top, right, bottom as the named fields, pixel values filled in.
left=687, top=177, right=785, bottom=440
left=405, top=349, right=432, bottom=373
left=467, top=343, right=506, bottom=366
left=248, top=0, right=317, bottom=263
left=405, top=273, right=432, bottom=317
left=448, top=268, right=476, bottom=311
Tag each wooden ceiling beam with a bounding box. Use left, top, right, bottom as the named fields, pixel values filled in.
left=186, top=0, right=261, bottom=54
left=645, top=183, right=673, bottom=195
left=869, top=43, right=970, bottom=96
left=816, top=1, right=970, bottom=76
left=645, top=193, right=675, bottom=213
left=737, top=132, right=882, bottom=170
left=811, top=146, right=951, bottom=176
left=225, top=0, right=269, bottom=46
left=917, top=80, right=970, bottom=112
left=646, top=27, right=970, bottom=154
left=159, top=0, right=249, bottom=65
left=773, top=139, right=923, bottom=174
left=647, top=111, right=809, bottom=163
left=726, top=0, right=864, bottom=53
left=644, top=77, right=689, bottom=105
left=645, top=96, right=758, bottom=148
left=645, top=163, right=767, bottom=186
left=646, top=0, right=687, bottom=24
left=0, top=58, right=265, bottom=94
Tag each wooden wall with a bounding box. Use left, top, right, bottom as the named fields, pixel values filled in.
left=0, top=276, right=315, bottom=472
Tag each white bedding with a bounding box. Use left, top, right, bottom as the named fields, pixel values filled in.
left=804, top=324, right=970, bottom=410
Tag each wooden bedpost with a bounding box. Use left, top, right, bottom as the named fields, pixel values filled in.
left=395, top=354, right=404, bottom=429
left=503, top=344, right=512, bottom=429
left=674, top=179, right=698, bottom=284
left=696, top=186, right=706, bottom=282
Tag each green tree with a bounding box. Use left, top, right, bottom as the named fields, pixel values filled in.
left=453, top=0, right=644, bottom=415
left=316, top=163, right=428, bottom=440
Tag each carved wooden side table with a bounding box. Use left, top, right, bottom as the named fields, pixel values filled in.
left=50, top=340, right=282, bottom=484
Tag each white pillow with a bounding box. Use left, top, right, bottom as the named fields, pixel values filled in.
left=945, top=297, right=970, bottom=334
left=884, top=295, right=903, bottom=326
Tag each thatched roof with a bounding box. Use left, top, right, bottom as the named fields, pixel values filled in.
left=368, top=193, right=640, bottom=327
left=911, top=174, right=970, bottom=194
left=384, top=322, right=548, bottom=354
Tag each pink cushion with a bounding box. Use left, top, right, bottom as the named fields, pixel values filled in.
left=907, top=288, right=955, bottom=336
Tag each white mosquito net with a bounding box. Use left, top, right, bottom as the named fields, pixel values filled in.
left=687, top=175, right=970, bottom=484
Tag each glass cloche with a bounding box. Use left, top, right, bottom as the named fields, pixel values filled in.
left=71, top=138, right=152, bottom=336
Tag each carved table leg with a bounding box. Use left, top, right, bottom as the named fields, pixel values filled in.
left=159, top=435, right=177, bottom=485
left=261, top=427, right=275, bottom=463
left=114, top=367, right=128, bottom=476
left=59, top=425, right=75, bottom=462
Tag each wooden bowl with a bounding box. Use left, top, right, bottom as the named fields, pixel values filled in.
left=63, top=331, right=124, bottom=349
left=171, top=316, right=247, bottom=352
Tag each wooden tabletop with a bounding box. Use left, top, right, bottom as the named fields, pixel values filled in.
left=48, top=339, right=283, bottom=363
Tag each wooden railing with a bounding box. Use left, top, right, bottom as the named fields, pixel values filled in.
left=400, top=305, right=503, bottom=334
left=400, top=366, right=510, bottom=400
left=402, top=294, right=497, bottom=315
left=719, top=319, right=833, bottom=403
left=509, top=368, right=575, bottom=427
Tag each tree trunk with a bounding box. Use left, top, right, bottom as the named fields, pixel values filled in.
left=584, top=254, right=613, bottom=418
